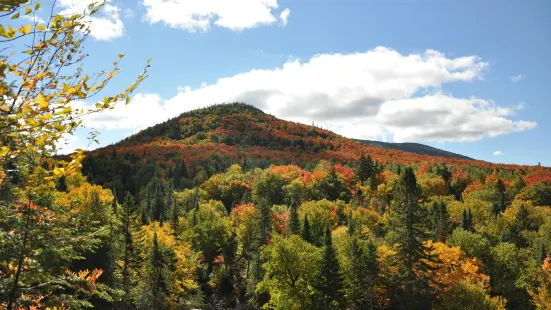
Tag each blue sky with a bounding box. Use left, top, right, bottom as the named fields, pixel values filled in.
left=47, top=0, right=550, bottom=166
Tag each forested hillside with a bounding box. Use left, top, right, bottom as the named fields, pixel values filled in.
left=2, top=1, right=551, bottom=310
left=355, top=139, right=473, bottom=160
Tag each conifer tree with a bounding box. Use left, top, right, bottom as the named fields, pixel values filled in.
left=389, top=167, right=438, bottom=309
left=152, top=183, right=166, bottom=222
left=346, top=238, right=378, bottom=310
left=258, top=199, right=272, bottom=244
left=120, top=193, right=137, bottom=308
left=289, top=203, right=300, bottom=235
left=467, top=209, right=473, bottom=231
left=313, top=227, right=344, bottom=309
left=56, top=175, right=68, bottom=192
left=301, top=215, right=313, bottom=243
left=462, top=209, right=470, bottom=231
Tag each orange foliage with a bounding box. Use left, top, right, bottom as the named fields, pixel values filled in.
left=334, top=163, right=355, bottom=187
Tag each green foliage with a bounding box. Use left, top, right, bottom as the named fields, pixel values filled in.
left=389, top=167, right=439, bottom=309
left=257, top=235, right=321, bottom=309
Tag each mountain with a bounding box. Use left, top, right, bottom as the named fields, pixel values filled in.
left=82, top=103, right=504, bottom=198
left=355, top=139, right=473, bottom=160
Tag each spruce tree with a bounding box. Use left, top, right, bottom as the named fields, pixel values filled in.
left=436, top=202, right=449, bottom=242
left=289, top=203, right=300, bottom=235
left=120, top=193, right=136, bottom=308
left=152, top=184, right=166, bottom=222
left=301, top=215, right=312, bottom=243
left=258, top=199, right=271, bottom=244
left=389, top=167, right=438, bottom=309
left=313, top=227, right=344, bottom=309
left=462, top=209, right=470, bottom=231
left=56, top=175, right=68, bottom=192
left=467, top=209, right=473, bottom=231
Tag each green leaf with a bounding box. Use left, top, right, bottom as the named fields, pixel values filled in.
left=35, top=2, right=40, bottom=10
left=25, top=7, right=31, bottom=15
left=125, top=96, right=130, bottom=104
left=118, top=53, right=125, bottom=58
left=12, top=12, right=20, bottom=19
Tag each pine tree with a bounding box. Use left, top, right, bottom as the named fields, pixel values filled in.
left=347, top=210, right=354, bottom=236
left=346, top=238, right=378, bottom=310
left=356, top=152, right=374, bottom=184
left=495, top=178, right=507, bottom=213
left=436, top=202, right=449, bottom=242
left=462, top=209, right=470, bottom=231
left=56, top=175, right=68, bottom=192
left=258, top=199, right=271, bottom=244
left=120, top=193, right=136, bottom=308
left=152, top=183, right=166, bottom=222
left=289, top=203, right=300, bottom=235
left=139, top=230, right=175, bottom=310
left=301, top=215, right=312, bottom=243
left=467, top=209, right=473, bottom=231
left=313, top=227, right=344, bottom=309
left=389, top=167, right=438, bottom=309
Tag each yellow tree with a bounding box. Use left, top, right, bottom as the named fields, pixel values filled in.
left=0, top=1, right=148, bottom=309
left=529, top=257, right=551, bottom=310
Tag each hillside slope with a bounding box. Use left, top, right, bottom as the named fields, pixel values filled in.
left=355, top=139, right=473, bottom=160
left=82, top=103, right=536, bottom=197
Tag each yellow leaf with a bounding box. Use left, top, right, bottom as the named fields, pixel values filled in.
left=25, top=7, right=32, bottom=15
left=35, top=24, right=46, bottom=31
left=38, top=94, right=48, bottom=110
left=20, top=24, right=31, bottom=35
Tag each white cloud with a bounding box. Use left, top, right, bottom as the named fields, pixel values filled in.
left=75, top=93, right=170, bottom=130
left=22, top=14, right=46, bottom=25
left=55, top=133, right=85, bottom=155
left=81, top=47, right=537, bottom=145
left=58, top=0, right=124, bottom=41
left=279, top=8, right=290, bottom=26
left=142, top=0, right=290, bottom=32
left=493, top=151, right=504, bottom=156
left=123, top=8, right=135, bottom=20
left=510, top=74, right=524, bottom=82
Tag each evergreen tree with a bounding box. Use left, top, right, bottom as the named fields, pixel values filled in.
left=120, top=193, right=136, bottom=308
left=313, top=227, right=344, bottom=309
left=356, top=152, right=374, bottom=184
left=462, top=209, right=470, bottom=231
left=435, top=202, right=449, bottom=242
left=389, top=167, right=438, bottom=309
left=258, top=199, right=271, bottom=244
left=494, top=178, right=507, bottom=213
left=152, top=183, right=166, bottom=222
left=56, top=175, right=68, bottom=192
left=288, top=203, right=300, bottom=235
left=301, top=215, right=313, bottom=243
left=467, top=209, right=473, bottom=231
left=346, top=238, right=378, bottom=310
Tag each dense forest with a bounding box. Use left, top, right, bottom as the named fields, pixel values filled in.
left=2, top=1, right=551, bottom=310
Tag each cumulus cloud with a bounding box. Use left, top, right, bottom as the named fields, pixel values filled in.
left=510, top=74, right=524, bottom=82
left=58, top=0, right=124, bottom=41
left=142, top=0, right=290, bottom=32
left=84, top=47, right=536, bottom=143
left=22, top=14, right=46, bottom=25
left=279, top=8, right=290, bottom=26
left=493, top=151, right=504, bottom=156
left=75, top=93, right=170, bottom=130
